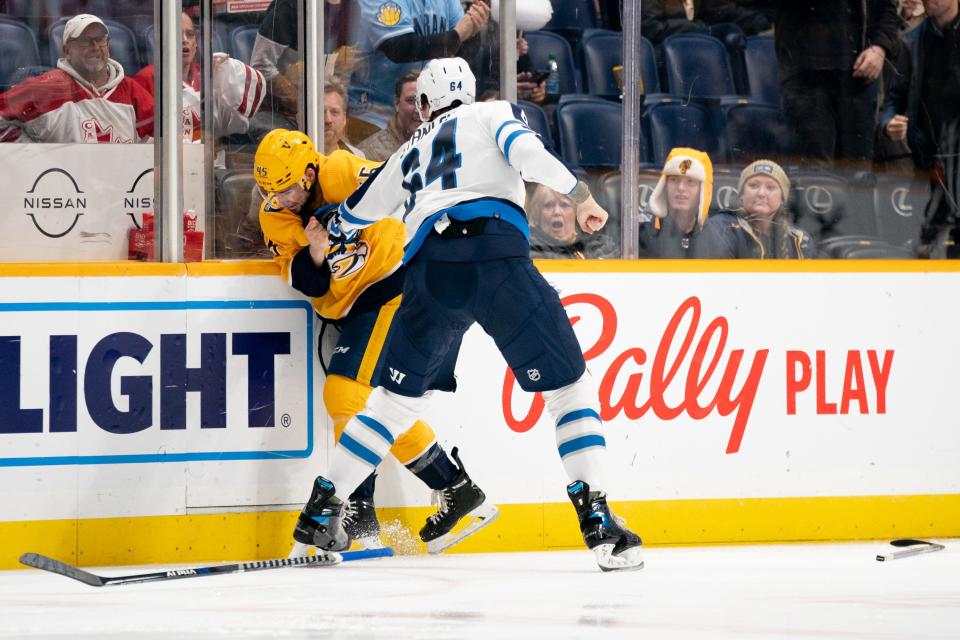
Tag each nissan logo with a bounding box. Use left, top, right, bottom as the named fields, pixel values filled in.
left=22, top=168, right=85, bottom=239
left=804, top=185, right=834, bottom=215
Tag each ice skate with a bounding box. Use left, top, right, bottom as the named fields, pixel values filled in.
left=567, top=480, right=644, bottom=571
left=343, top=495, right=384, bottom=550
left=292, top=476, right=351, bottom=552
left=419, top=447, right=499, bottom=554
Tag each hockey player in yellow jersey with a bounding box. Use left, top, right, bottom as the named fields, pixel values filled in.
left=254, top=129, right=498, bottom=554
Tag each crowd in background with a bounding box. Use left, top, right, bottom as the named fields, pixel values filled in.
left=0, top=0, right=957, bottom=260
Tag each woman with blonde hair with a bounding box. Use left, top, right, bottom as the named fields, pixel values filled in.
left=527, top=184, right=617, bottom=259
left=696, top=160, right=816, bottom=259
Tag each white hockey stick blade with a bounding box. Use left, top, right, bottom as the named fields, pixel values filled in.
left=876, top=539, right=945, bottom=562
left=425, top=503, right=500, bottom=554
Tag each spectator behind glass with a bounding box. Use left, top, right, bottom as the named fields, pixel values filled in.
left=354, top=0, right=490, bottom=102
left=881, top=0, right=960, bottom=257
left=132, top=12, right=265, bottom=143
left=757, top=1, right=901, bottom=170
left=640, top=0, right=770, bottom=46
left=325, top=80, right=364, bottom=157
left=527, top=184, right=617, bottom=259
left=697, top=160, right=816, bottom=259
left=639, top=148, right=714, bottom=258
left=357, top=71, right=421, bottom=161
left=0, top=13, right=154, bottom=143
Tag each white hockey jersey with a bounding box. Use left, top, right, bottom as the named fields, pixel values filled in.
left=133, top=56, right=265, bottom=143
left=339, top=100, right=579, bottom=258
left=0, top=58, right=154, bottom=143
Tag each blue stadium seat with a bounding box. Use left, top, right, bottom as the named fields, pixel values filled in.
left=722, top=101, right=793, bottom=165
left=744, top=36, right=779, bottom=105
left=661, top=33, right=737, bottom=99
left=48, top=17, right=141, bottom=77
left=142, top=24, right=226, bottom=65
left=0, top=17, right=41, bottom=90
left=4, top=64, right=53, bottom=91
left=579, top=29, right=621, bottom=97
left=643, top=100, right=721, bottom=166
left=524, top=30, right=579, bottom=95
left=556, top=96, right=622, bottom=169
left=517, top=100, right=554, bottom=148
left=639, top=36, right=661, bottom=95
left=230, top=25, right=259, bottom=65
left=710, top=168, right=743, bottom=215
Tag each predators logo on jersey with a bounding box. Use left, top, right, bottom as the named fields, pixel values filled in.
left=377, top=2, right=402, bottom=26
left=327, top=236, right=370, bottom=280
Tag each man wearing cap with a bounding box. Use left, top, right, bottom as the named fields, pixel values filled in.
left=696, top=160, right=816, bottom=259
left=0, top=13, right=154, bottom=143
left=639, top=147, right=714, bottom=258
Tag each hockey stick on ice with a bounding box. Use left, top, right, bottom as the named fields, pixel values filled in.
left=875, top=539, right=945, bottom=562
left=19, top=547, right=394, bottom=587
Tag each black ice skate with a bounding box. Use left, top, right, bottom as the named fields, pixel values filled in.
left=567, top=480, right=644, bottom=571
left=292, top=476, right=350, bottom=552
left=419, top=447, right=500, bottom=554
left=343, top=495, right=384, bottom=550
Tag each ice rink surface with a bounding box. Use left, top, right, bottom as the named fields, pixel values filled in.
left=1, top=542, right=957, bottom=639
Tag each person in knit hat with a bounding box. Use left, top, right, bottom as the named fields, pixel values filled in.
left=639, top=147, right=714, bottom=258
left=696, top=159, right=816, bottom=259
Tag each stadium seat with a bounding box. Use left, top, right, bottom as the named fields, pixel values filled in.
left=643, top=100, right=722, bottom=166
left=872, top=173, right=930, bottom=248
left=661, top=33, right=737, bottom=99
left=556, top=96, right=622, bottom=169
left=230, top=25, right=259, bottom=65
left=0, top=17, right=41, bottom=90
left=524, top=30, right=580, bottom=95
left=722, top=101, right=793, bottom=165
left=595, top=170, right=621, bottom=219
left=517, top=100, right=554, bottom=148
left=818, top=236, right=913, bottom=259
left=638, top=36, right=661, bottom=95
left=744, top=36, right=779, bottom=105
left=579, top=29, right=621, bottom=98
left=789, top=170, right=879, bottom=242
left=543, top=0, right=599, bottom=50
left=48, top=17, right=141, bottom=77
left=4, top=64, right=53, bottom=91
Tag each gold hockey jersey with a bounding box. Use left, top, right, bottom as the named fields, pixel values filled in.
left=259, top=149, right=406, bottom=321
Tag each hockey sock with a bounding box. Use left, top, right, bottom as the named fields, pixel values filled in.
left=350, top=473, right=377, bottom=500
left=406, top=443, right=458, bottom=490
left=542, top=372, right=608, bottom=492
left=328, top=387, right=432, bottom=501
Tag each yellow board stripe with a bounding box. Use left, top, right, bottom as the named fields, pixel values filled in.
left=2, top=495, right=957, bottom=570
left=1, top=259, right=960, bottom=279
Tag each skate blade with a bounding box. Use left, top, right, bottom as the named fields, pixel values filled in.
left=425, top=504, right=500, bottom=554
left=594, top=543, right=644, bottom=572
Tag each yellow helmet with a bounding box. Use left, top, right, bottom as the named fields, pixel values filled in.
left=253, top=129, right=324, bottom=194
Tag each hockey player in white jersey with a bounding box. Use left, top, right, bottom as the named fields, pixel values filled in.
left=295, top=57, right=643, bottom=571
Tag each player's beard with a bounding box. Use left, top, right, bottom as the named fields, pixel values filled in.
left=75, top=54, right=108, bottom=81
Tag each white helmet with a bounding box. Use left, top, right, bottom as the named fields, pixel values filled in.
left=416, top=57, right=476, bottom=122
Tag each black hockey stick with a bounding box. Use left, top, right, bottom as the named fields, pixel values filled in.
left=876, top=539, right=945, bottom=562
left=19, top=547, right=394, bottom=587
